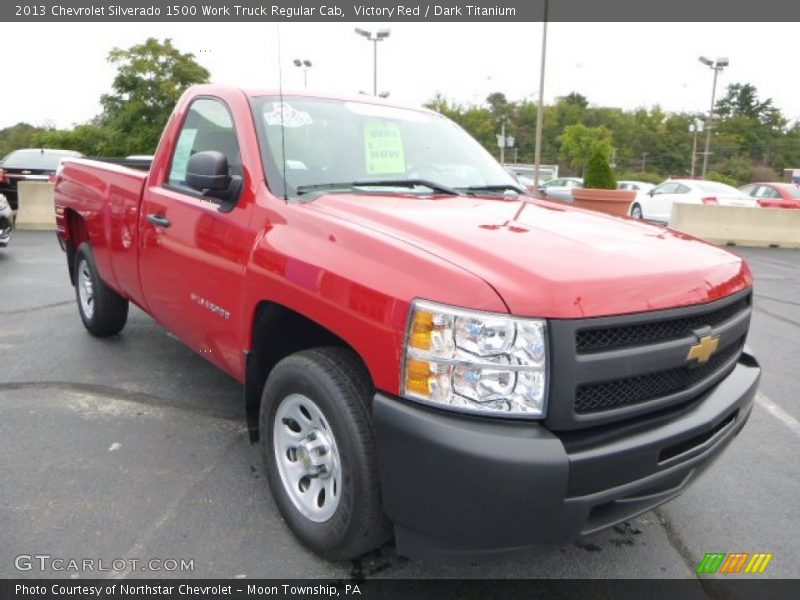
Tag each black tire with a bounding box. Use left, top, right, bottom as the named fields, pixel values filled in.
left=260, top=347, right=391, bottom=560
left=631, top=203, right=643, bottom=219
left=73, top=243, right=129, bottom=337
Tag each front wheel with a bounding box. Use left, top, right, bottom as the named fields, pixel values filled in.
left=260, top=347, right=391, bottom=560
left=630, top=203, right=643, bottom=219
left=74, top=243, right=129, bottom=336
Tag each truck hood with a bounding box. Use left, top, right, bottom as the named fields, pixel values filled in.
left=307, top=194, right=751, bottom=318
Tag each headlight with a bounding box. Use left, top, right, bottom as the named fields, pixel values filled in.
left=402, top=299, right=547, bottom=418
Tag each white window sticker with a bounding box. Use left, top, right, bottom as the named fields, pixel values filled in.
left=263, top=102, right=313, bottom=128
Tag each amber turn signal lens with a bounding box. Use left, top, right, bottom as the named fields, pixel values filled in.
left=404, top=358, right=432, bottom=397
left=409, top=309, right=434, bottom=350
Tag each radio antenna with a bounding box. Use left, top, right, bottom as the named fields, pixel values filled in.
left=276, top=23, right=288, bottom=202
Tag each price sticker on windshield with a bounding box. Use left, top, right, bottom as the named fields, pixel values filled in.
left=364, top=121, right=405, bottom=174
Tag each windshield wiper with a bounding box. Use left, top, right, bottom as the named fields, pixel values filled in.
left=296, top=179, right=461, bottom=196
left=460, top=184, right=527, bottom=195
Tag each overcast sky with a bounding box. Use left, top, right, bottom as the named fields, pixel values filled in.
left=2, top=22, right=798, bottom=130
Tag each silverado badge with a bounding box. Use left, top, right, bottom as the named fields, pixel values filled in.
left=687, top=335, right=720, bottom=364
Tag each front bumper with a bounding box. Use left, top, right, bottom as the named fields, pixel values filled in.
left=373, top=349, right=760, bottom=561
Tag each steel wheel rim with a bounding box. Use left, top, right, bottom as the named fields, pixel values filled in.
left=77, top=259, right=95, bottom=319
left=632, top=205, right=642, bottom=219
left=273, top=393, right=341, bottom=522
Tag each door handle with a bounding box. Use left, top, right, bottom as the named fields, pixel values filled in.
left=147, top=213, right=171, bottom=228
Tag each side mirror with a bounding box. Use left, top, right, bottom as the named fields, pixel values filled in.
left=186, top=150, right=230, bottom=191
left=185, top=150, right=242, bottom=213
left=648, top=189, right=656, bottom=197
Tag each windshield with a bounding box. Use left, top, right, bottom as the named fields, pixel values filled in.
left=1, top=149, right=81, bottom=170
left=251, top=96, right=519, bottom=198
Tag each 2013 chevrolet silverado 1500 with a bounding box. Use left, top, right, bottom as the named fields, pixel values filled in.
left=54, top=85, right=760, bottom=561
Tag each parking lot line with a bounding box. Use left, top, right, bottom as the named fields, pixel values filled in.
left=756, top=392, right=800, bottom=437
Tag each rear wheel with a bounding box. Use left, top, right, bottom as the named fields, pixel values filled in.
left=631, top=203, right=643, bottom=219
left=74, top=243, right=129, bottom=336
left=260, top=347, right=391, bottom=560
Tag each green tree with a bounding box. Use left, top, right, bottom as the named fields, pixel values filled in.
left=563, top=92, right=589, bottom=109
left=424, top=82, right=800, bottom=180
left=99, top=38, right=210, bottom=155
left=705, top=171, right=738, bottom=186
left=558, top=124, right=613, bottom=173
left=0, top=123, right=48, bottom=157
left=584, top=147, right=617, bottom=189
left=486, top=92, right=512, bottom=121
left=715, top=83, right=783, bottom=127
left=32, top=123, right=111, bottom=156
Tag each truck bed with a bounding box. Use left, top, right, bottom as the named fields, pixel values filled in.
left=55, top=158, right=149, bottom=308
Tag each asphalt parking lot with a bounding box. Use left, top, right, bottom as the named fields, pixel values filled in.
left=1, top=230, right=799, bottom=581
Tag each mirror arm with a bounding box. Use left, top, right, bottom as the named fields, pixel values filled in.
left=209, top=175, right=243, bottom=213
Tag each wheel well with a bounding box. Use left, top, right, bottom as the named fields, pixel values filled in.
left=244, top=301, right=370, bottom=443
left=64, top=209, right=89, bottom=284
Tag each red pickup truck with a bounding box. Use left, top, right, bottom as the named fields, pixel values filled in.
left=54, top=85, right=760, bottom=562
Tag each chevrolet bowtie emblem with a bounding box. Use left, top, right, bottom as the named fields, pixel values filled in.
left=687, top=335, right=720, bottom=364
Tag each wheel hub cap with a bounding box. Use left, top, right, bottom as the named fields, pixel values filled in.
left=77, top=260, right=95, bottom=319
left=273, top=394, right=341, bottom=522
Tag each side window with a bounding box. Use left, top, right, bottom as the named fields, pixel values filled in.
left=675, top=184, right=691, bottom=194
left=757, top=185, right=779, bottom=198
left=168, top=98, right=242, bottom=190
left=740, top=184, right=756, bottom=196
left=654, top=183, right=677, bottom=195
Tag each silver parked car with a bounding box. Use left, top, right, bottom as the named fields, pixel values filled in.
left=539, top=177, right=583, bottom=201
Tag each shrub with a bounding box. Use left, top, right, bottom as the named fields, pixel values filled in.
left=616, top=170, right=663, bottom=185
left=751, top=165, right=779, bottom=183
left=584, top=148, right=617, bottom=190
left=705, top=171, right=738, bottom=187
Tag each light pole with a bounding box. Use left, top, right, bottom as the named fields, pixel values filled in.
left=689, top=118, right=703, bottom=178
left=698, top=56, right=728, bottom=178
left=532, top=0, right=549, bottom=193
left=500, top=117, right=506, bottom=164
left=355, top=28, right=391, bottom=96
left=292, top=59, right=312, bottom=87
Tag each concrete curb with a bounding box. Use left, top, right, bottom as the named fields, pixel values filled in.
left=671, top=203, right=800, bottom=249
left=16, top=181, right=57, bottom=231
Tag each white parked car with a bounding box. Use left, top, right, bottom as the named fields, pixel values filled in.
left=618, top=180, right=655, bottom=194
left=618, top=181, right=655, bottom=216
left=630, top=179, right=757, bottom=223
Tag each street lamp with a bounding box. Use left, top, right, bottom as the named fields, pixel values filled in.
left=689, top=118, right=704, bottom=178
left=532, top=0, right=549, bottom=192
left=698, top=56, right=729, bottom=178
left=355, top=28, right=391, bottom=96
left=293, top=59, right=312, bottom=88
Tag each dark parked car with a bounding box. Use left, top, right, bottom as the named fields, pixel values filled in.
left=0, top=148, right=83, bottom=210
left=0, top=194, right=12, bottom=247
